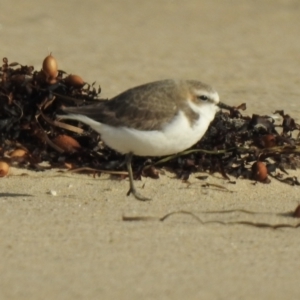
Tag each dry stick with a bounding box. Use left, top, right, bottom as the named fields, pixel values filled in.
left=155, top=145, right=300, bottom=167
left=69, top=167, right=128, bottom=176
left=34, top=113, right=65, bottom=153
left=38, top=93, right=85, bottom=133
left=201, top=183, right=234, bottom=193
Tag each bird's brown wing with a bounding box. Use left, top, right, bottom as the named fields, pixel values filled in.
left=63, top=80, right=182, bottom=131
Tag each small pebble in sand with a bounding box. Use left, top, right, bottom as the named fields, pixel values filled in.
left=49, top=190, right=57, bottom=196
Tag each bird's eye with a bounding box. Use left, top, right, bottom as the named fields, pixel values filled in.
left=198, top=95, right=209, bottom=101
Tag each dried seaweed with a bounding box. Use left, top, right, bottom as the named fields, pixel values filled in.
left=1, top=55, right=300, bottom=186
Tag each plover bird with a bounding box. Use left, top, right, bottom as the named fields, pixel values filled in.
left=58, top=79, right=223, bottom=201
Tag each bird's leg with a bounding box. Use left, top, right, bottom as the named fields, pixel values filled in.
left=125, top=152, right=151, bottom=201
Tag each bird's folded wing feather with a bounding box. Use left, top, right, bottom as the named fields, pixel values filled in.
left=63, top=80, right=180, bottom=131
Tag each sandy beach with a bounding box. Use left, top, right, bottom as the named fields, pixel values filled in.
left=1, top=0, right=300, bottom=299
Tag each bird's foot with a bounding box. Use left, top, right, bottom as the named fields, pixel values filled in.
left=126, top=188, right=151, bottom=201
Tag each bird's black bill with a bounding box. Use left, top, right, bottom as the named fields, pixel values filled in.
left=217, top=102, right=233, bottom=110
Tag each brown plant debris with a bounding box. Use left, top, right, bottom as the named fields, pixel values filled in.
left=0, top=55, right=300, bottom=185
left=122, top=204, right=300, bottom=229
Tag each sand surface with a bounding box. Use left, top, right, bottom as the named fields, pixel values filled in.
left=1, top=0, right=300, bottom=299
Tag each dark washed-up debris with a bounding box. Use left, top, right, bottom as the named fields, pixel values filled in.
left=0, top=55, right=300, bottom=186
left=122, top=203, right=300, bottom=228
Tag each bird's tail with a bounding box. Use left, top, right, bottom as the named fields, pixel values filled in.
left=56, top=112, right=103, bottom=133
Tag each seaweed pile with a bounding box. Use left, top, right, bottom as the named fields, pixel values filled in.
left=0, top=55, right=300, bottom=185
